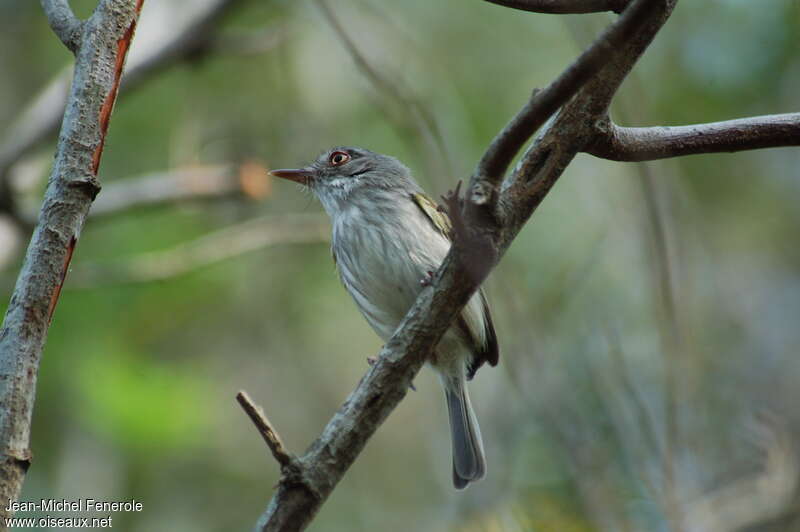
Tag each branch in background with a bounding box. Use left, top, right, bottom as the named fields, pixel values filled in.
left=586, top=113, right=800, bottom=161
left=483, top=0, right=629, bottom=14
left=315, top=0, right=455, bottom=184
left=69, top=214, right=329, bottom=286
left=254, top=1, right=677, bottom=530
left=40, top=0, right=83, bottom=53
left=685, top=415, right=799, bottom=532
left=0, top=0, right=144, bottom=515
left=0, top=0, right=252, bottom=189
left=208, top=25, right=286, bottom=56
left=90, top=161, right=271, bottom=218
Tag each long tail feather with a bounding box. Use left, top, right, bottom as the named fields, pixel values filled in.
left=444, top=382, right=486, bottom=489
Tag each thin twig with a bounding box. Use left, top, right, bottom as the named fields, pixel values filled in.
left=89, top=162, right=269, bottom=218
left=483, top=0, right=629, bottom=14
left=40, top=0, right=83, bottom=53
left=586, top=113, right=800, bottom=161
left=236, top=391, right=294, bottom=469
left=69, top=213, right=329, bottom=287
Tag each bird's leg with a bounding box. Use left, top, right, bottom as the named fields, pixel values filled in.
left=419, top=270, right=435, bottom=287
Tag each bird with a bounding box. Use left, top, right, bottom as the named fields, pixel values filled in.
left=270, top=146, right=499, bottom=489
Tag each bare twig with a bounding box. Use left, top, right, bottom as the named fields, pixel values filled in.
left=586, top=113, right=800, bottom=161
left=40, top=0, right=83, bottom=53
left=0, top=0, right=144, bottom=515
left=90, top=162, right=270, bottom=218
left=17, top=163, right=269, bottom=225
left=483, top=0, right=629, bottom=14
left=69, top=214, right=329, bottom=286
left=236, top=391, right=295, bottom=469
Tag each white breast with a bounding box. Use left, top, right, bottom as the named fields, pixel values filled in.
left=329, top=197, right=488, bottom=361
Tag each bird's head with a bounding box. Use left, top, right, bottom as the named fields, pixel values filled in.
left=270, top=147, right=417, bottom=209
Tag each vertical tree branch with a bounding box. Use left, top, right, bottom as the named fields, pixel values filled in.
left=0, top=0, right=144, bottom=520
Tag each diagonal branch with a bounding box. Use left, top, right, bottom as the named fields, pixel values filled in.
left=69, top=213, right=329, bottom=287
left=482, top=0, right=629, bottom=14
left=585, top=113, right=800, bottom=161
left=40, top=0, right=83, bottom=53
left=0, top=0, right=145, bottom=517
left=89, top=162, right=270, bottom=218
left=237, top=391, right=296, bottom=470
left=253, top=1, right=677, bottom=530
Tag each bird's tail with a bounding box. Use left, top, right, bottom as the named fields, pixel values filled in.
left=444, top=380, right=486, bottom=489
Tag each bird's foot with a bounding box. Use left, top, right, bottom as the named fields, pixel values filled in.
left=419, top=270, right=435, bottom=287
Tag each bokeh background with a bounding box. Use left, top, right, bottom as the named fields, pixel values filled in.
left=1, top=0, right=799, bottom=530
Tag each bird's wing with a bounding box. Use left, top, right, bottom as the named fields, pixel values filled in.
left=411, top=192, right=453, bottom=239
left=411, top=193, right=499, bottom=379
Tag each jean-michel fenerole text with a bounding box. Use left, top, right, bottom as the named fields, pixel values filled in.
left=5, top=498, right=143, bottom=513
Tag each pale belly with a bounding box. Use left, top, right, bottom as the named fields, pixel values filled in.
left=331, top=203, right=486, bottom=376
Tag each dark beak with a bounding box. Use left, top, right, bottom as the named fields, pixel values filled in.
left=269, top=167, right=315, bottom=185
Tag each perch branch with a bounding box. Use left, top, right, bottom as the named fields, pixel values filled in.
left=237, top=391, right=295, bottom=469
left=482, top=0, right=629, bottom=14
left=0, top=0, right=144, bottom=517
left=254, top=1, right=676, bottom=530
left=41, top=0, right=83, bottom=53
left=586, top=113, right=800, bottom=161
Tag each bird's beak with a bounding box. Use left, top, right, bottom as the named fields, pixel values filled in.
left=269, top=167, right=315, bottom=186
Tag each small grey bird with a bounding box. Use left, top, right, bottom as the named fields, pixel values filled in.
left=271, top=147, right=498, bottom=489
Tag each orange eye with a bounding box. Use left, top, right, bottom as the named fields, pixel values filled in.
left=329, top=151, right=350, bottom=166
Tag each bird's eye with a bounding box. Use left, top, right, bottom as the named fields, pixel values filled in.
left=329, top=151, right=350, bottom=166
